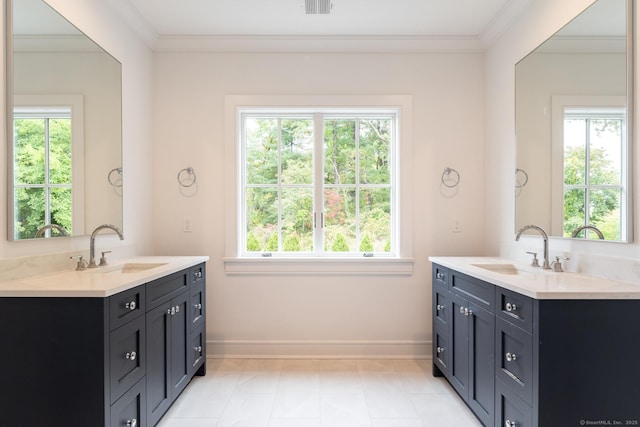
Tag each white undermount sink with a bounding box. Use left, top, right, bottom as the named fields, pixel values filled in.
left=471, top=263, right=525, bottom=275
left=100, top=262, right=167, bottom=273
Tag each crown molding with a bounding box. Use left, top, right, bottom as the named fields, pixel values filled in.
left=152, top=34, right=485, bottom=53
left=479, top=0, right=533, bottom=47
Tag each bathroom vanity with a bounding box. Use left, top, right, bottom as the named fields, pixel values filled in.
left=0, top=256, right=208, bottom=427
left=430, top=257, right=640, bottom=427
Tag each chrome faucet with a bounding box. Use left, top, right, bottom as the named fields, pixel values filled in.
left=516, top=224, right=551, bottom=269
left=88, top=224, right=123, bottom=268
left=35, top=224, right=68, bottom=238
left=570, top=225, right=605, bottom=240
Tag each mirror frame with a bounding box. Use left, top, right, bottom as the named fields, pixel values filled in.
left=515, top=0, right=634, bottom=242
left=5, top=0, right=123, bottom=241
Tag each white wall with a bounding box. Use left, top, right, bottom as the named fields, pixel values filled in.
left=152, top=52, right=488, bottom=357
left=0, top=0, right=154, bottom=270
left=486, top=0, right=640, bottom=281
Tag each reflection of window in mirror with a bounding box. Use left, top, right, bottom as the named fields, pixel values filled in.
left=12, top=95, right=85, bottom=239
left=551, top=96, right=627, bottom=240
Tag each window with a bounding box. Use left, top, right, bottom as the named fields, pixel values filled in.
left=240, top=109, right=397, bottom=257
left=552, top=96, right=628, bottom=241
left=13, top=107, right=73, bottom=239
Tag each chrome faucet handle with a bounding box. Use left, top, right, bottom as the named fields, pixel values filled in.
left=551, top=256, right=569, bottom=272
left=99, top=251, right=112, bottom=267
left=526, top=251, right=540, bottom=267
left=70, top=255, right=88, bottom=271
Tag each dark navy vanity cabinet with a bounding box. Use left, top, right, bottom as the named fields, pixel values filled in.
left=0, top=263, right=206, bottom=427
left=432, top=263, right=640, bottom=427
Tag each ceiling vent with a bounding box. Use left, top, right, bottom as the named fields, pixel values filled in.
left=305, top=0, right=333, bottom=14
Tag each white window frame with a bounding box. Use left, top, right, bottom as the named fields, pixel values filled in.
left=224, top=95, right=414, bottom=276
left=551, top=95, right=628, bottom=240
left=11, top=94, right=85, bottom=239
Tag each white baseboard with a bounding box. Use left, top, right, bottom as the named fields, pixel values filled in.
left=207, top=339, right=432, bottom=359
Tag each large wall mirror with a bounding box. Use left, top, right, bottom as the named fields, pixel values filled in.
left=515, top=0, right=633, bottom=242
left=6, top=0, right=122, bottom=240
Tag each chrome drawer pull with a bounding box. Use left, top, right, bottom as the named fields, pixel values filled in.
left=194, top=345, right=202, bottom=353
left=126, top=419, right=137, bottom=427
left=505, top=420, right=516, bottom=427
left=436, top=304, right=444, bottom=311
left=125, top=351, right=137, bottom=361
left=506, top=352, right=517, bottom=362
left=436, top=272, right=444, bottom=280
left=436, top=346, right=445, bottom=354
left=168, top=307, right=176, bottom=315
left=505, top=302, right=517, bottom=312
left=175, top=305, right=180, bottom=313
left=459, top=306, right=465, bottom=314
left=124, top=301, right=136, bottom=310
left=194, top=303, right=202, bottom=310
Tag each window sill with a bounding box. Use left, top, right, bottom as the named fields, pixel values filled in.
left=223, top=257, right=414, bottom=276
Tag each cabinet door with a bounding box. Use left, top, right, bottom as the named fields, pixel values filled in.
left=468, top=303, right=495, bottom=427
left=449, top=291, right=469, bottom=398
left=170, top=291, right=190, bottom=398
left=146, top=301, right=171, bottom=426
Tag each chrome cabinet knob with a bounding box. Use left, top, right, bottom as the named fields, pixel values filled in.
left=459, top=306, right=465, bottom=314
left=436, top=346, right=445, bottom=354
left=436, top=272, right=444, bottom=280
left=125, top=351, right=137, bottom=361
left=124, top=301, right=136, bottom=310
left=194, top=345, right=202, bottom=353
left=175, top=305, right=180, bottom=313
left=194, top=303, right=202, bottom=310
left=506, top=352, right=517, bottom=362
left=436, top=304, right=444, bottom=311
left=505, top=420, right=516, bottom=427
left=505, top=302, right=517, bottom=312
left=126, top=419, right=137, bottom=427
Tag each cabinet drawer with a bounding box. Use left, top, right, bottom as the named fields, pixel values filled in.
left=451, top=272, right=494, bottom=311
left=496, top=379, right=533, bottom=427
left=495, top=317, right=533, bottom=405
left=111, top=377, right=146, bottom=427
left=146, top=270, right=188, bottom=309
left=190, top=282, right=205, bottom=331
left=110, top=285, right=146, bottom=331
left=110, top=315, right=146, bottom=403
left=191, top=263, right=206, bottom=287
left=433, top=325, right=449, bottom=378
left=433, top=282, right=449, bottom=329
left=433, top=264, right=449, bottom=287
left=190, top=325, right=206, bottom=376
left=497, top=287, right=533, bottom=332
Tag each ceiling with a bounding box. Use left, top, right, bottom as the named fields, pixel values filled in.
left=108, top=0, right=533, bottom=52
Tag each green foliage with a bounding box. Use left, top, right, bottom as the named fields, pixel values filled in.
left=563, top=143, right=620, bottom=240
left=283, top=234, right=301, bottom=252
left=266, top=233, right=279, bottom=252
left=359, top=234, right=373, bottom=252
left=246, top=232, right=261, bottom=251
left=13, top=118, right=72, bottom=239
left=332, top=233, right=350, bottom=252
left=245, top=115, right=393, bottom=253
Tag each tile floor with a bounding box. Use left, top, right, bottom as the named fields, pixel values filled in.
left=157, top=358, right=482, bottom=427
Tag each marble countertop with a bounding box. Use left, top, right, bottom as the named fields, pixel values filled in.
left=0, top=256, right=209, bottom=298
left=429, top=256, right=640, bottom=300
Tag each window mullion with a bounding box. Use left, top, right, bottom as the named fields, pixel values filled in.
left=313, top=113, right=324, bottom=255
left=278, top=118, right=283, bottom=252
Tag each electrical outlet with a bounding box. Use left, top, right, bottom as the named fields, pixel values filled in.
left=183, top=218, right=192, bottom=233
